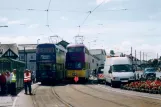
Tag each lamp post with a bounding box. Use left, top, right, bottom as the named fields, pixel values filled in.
left=37, top=39, right=40, bottom=44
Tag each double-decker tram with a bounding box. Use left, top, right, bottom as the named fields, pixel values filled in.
left=65, top=44, right=91, bottom=82
left=36, top=43, right=66, bottom=84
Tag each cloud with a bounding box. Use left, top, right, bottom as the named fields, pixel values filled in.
left=0, top=16, right=26, bottom=25
left=149, top=12, right=161, bottom=20
left=7, top=20, right=22, bottom=25
left=28, top=24, right=39, bottom=29
left=0, top=34, right=49, bottom=44
left=96, top=0, right=112, bottom=5
left=0, top=17, right=8, bottom=22
left=60, top=16, right=68, bottom=21
left=96, top=0, right=128, bottom=5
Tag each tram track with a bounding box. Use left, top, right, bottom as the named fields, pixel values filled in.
left=31, top=84, right=73, bottom=107
left=51, top=85, right=74, bottom=107
left=69, top=84, right=130, bottom=107
left=85, top=84, right=161, bottom=106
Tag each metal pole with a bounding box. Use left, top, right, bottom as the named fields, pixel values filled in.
left=24, top=47, right=25, bottom=62
left=131, top=47, right=133, bottom=65
left=143, top=52, right=144, bottom=61
left=140, top=51, right=141, bottom=65
left=157, top=53, right=158, bottom=59
left=135, top=50, right=136, bottom=64
left=24, top=47, right=27, bottom=69
left=37, top=39, right=40, bottom=44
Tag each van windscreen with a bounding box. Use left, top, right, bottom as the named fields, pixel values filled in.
left=112, top=64, right=132, bottom=72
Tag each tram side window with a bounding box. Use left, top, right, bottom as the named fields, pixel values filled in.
left=85, top=62, right=89, bottom=69
left=85, top=48, right=89, bottom=54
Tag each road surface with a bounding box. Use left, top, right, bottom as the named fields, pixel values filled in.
left=7, top=82, right=161, bottom=107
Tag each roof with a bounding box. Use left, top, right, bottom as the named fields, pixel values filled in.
left=56, top=40, right=69, bottom=48
left=0, top=57, right=25, bottom=63
left=91, top=55, right=100, bottom=60
left=19, top=49, right=36, bottom=53
left=107, top=57, right=132, bottom=65
left=0, top=44, right=19, bottom=57
left=18, top=44, right=37, bottom=50
left=67, top=44, right=87, bottom=48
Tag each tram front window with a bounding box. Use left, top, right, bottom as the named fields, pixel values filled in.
left=39, top=63, right=55, bottom=70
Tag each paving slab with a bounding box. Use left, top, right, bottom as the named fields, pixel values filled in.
left=0, top=83, right=38, bottom=107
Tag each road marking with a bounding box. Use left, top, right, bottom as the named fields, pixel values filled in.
left=96, top=84, right=161, bottom=101
left=12, top=96, right=18, bottom=107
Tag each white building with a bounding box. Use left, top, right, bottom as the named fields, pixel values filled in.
left=89, top=54, right=100, bottom=72
left=89, top=49, right=106, bottom=67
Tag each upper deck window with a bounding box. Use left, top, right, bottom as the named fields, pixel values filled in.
left=37, top=47, right=55, bottom=53
left=68, top=47, right=84, bottom=52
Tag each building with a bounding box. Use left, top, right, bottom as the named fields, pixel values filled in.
left=0, top=43, right=19, bottom=59
left=89, top=54, right=100, bottom=72
left=89, top=49, right=106, bottom=67
left=18, top=44, right=37, bottom=71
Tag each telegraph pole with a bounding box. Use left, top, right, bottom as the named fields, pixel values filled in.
left=143, top=52, right=144, bottom=61
left=135, top=50, right=136, bottom=64
left=140, top=51, right=141, bottom=65
left=131, top=47, right=133, bottom=65
left=24, top=47, right=27, bottom=69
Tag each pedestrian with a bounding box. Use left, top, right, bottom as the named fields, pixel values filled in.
left=10, top=69, right=17, bottom=95
left=24, top=69, right=33, bottom=95
left=6, top=71, right=11, bottom=94
left=0, top=72, right=7, bottom=95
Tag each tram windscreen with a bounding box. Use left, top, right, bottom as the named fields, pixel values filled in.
left=68, top=47, right=84, bottom=52
left=39, top=63, right=55, bottom=70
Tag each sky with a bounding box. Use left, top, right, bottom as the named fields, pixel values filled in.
left=0, top=0, right=161, bottom=60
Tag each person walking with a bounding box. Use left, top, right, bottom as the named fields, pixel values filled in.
left=10, top=69, right=17, bottom=95
left=24, top=69, right=32, bottom=95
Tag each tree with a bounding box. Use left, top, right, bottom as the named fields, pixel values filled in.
left=120, top=53, right=124, bottom=57
left=152, top=59, right=158, bottom=67
left=110, top=50, right=115, bottom=56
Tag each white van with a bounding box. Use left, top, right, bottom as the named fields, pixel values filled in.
left=103, top=57, right=135, bottom=87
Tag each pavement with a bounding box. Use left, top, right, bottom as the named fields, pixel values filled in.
left=0, top=96, right=15, bottom=107
left=0, top=83, right=38, bottom=107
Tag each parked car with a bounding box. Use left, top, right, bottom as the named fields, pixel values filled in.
left=142, top=68, right=156, bottom=80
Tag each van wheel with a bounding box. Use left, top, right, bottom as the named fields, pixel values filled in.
left=111, top=81, right=116, bottom=88
left=105, top=81, right=108, bottom=85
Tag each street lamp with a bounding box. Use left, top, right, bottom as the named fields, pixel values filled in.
left=37, top=39, right=40, bottom=44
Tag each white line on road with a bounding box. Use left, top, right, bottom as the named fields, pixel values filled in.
left=12, top=96, right=18, bottom=107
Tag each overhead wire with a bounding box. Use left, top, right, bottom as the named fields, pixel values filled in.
left=78, top=0, right=105, bottom=35
left=46, top=0, right=54, bottom=33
